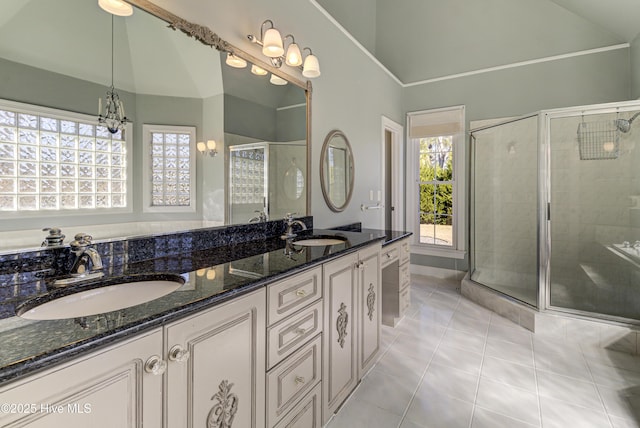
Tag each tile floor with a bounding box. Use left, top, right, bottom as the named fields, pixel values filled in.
left=326, top=275, right=640, bottom=428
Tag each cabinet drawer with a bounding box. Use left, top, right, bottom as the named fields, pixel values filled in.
left=267, top=335, right=322, bottom=427
left=399, top=239, right=410, bottom=265
left=274, top=383, right=322, bottom=428
left=268, top=267, right=322, bottom=325
left=268, top=300, right=323, bottom=369
left=400, top=263, right=410, bottom=289
left=381, top=243, right=399, bottom=268
left=400, top=286, right=411, bottom=316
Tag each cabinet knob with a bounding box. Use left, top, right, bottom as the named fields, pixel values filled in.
left=168, top=345, right=191, bottom=363
left=144, top=355, right=167, bottom=375
left=295, top=289, right=307, bottom=297
left=294, top=375, right=306, bottom=385
left=386, top=253, right=392, bottom=259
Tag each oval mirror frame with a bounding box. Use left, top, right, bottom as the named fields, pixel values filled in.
left=320, top=130, right=354, bottom=212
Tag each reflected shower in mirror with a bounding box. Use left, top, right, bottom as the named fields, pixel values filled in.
left=0, top=0, right=309, bottom=252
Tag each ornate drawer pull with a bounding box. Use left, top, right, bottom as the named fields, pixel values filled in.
left=296, top=327, right=308, bottom=336
left=296, top=289, right=307, bottom=297
left=294, top=375, right=306, bottom=385
left=144, top=355, right=167, bottom=376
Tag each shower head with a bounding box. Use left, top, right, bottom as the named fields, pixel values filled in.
left=615, top=111, right=640, bottom=133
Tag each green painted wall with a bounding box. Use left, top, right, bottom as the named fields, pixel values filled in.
left=632, top=34, right=640, bottom=99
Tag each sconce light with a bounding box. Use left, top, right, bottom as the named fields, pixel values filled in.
left=269, top=74, right=288, bottom=86
left=197, top=140, right=218, bottom=157
left=247, top=20, right=320, bottom=79
left=251, top=64, right=268, bottom=76
left=98, top=0, right=133, bottom=16
left=302, top=48, right=321, bottom=78
left=284, top=35, right=302, bottom=67
left=261, top=20, right=284, bottom=57
left=225, top=52, right=247, bottom=68
left=196, top=267, right=217, bottom=280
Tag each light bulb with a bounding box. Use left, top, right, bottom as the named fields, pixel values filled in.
left=206, top=269, right=216, bottom=280
left=225, top=53, right=247, bottom=68
left=302, top=53, right=320, bottom=78
left=262, top=28, right=284, bottom=57
left=285, top=43, right=302, bottom=67
left=251, top=64, right=268, bottom=76
left=196, top=268, right=206, bottom=277
left=98, top=0, right=133, bottom=16
left=197, top=142, right=206, bottom=153
left=270, top=74, right=288, bottom=86
left=207, top=140, right=216, bottom=150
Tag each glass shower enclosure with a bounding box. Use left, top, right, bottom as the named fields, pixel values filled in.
left=470, top=101, right=640, bottom=323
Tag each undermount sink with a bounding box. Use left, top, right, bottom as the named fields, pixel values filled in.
left=17, top=274, right=184, bottom=320
left=292, top=236, right=347, bottom=247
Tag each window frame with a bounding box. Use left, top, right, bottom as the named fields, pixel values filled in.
left=406, top=106, right=466, bottom=259
left=0, top=98, right=133, bottom=219
left=142, top=124, right=197, bottom=213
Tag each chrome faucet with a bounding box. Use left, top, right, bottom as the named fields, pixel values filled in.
left=69, top=233, right=103, bottom=277
left=281, top=213, right=307, bottom=239
left=248, top=210, right=268, bottom=223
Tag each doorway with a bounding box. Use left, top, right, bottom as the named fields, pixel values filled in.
left=381, top=116, right=404, bottom=231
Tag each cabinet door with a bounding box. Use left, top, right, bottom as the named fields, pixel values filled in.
left=0, top=328, right=163, bottom=428
left=358, top=244, right=381, bottom=377
left=322, top=252, right=358, bottom=423
left=165, top=289, right=266, bottom=428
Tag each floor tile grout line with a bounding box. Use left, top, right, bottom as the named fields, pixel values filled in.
left=580, top=346, right=617, bottom=428
left=467, top=311, right=492, bottom=428
left=530, top=326, right=544, bottom=427
left=395, top=284, right=454, bottom=428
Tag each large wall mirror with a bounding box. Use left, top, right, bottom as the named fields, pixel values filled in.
left=320, top=130, right=354, bottom=212
left=0, top=0, right=311, bottom=252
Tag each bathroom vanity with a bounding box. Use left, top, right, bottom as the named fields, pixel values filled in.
left=0, top=225, right=409, bottom=427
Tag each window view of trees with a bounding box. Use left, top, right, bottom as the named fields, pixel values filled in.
left=419, top=136, right=453, bottom=246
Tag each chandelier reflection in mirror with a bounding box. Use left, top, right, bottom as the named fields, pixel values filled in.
left=246, top=20, right=321, bottom=81
left=98, top=14, right=128, bottom=134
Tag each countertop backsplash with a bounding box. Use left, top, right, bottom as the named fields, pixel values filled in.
left=0, top=216, right=313, bottom=318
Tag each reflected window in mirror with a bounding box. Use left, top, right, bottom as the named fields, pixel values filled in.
left=0, top=99, right=131, bottom=215
left=142, top=124, right=196, bottom=212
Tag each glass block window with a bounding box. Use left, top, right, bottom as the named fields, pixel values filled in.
left=142, top=124, right=196, bottom=212
left=0, top=101, right=128, bottom=213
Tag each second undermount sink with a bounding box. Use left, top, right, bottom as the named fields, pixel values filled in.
left=17, top=274, right=185, bottom=321
left=292, top=236, right=347, bottom=247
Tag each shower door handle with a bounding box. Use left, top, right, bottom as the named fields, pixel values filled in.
left=547, top=202, right=551, bottom=221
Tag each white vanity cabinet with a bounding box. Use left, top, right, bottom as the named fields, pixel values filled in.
left=164, top=288, right=266, bottom=428
left=0, top=328, right=164, bottom=428
left=322, top=243, right=382, bottom=424
left=382, top=237, right=411, bottom=327
left=266, top=267, right=323, bottom=428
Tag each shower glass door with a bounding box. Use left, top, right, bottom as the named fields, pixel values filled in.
left=548, top=108, right=640, bottom=320
left=470, top=116, right=539, bottom=306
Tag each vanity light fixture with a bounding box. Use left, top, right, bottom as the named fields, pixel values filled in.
left=251, top=64, right=268, bottom=76
left=225, top=52, right=247, bottom=68
left=98, top=0, right=133, bottom=16
left=284, top=35, right=302, bottom=67
left=261, top=20, right=284, bottom=57
left=247, top=20, right=320, bottom=78
left=98, top=15, right=127, bottom=134
left=269, top=74, right=288, bottom=86
left=302, top=48, right=321, bottom=78
left=197, top=140, right=218, bottom=157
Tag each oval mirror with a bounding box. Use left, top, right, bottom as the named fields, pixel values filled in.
left=320, top=130, right=354, bottom=212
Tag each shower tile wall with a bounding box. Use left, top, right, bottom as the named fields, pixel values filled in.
left=472, top=116, right=538, bottom=306
left=549, top=111, right=640, bottom=319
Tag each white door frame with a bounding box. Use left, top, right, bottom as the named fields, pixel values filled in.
left=381, top=116, right=404, bottom=231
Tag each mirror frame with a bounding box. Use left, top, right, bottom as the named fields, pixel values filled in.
left=320, top=129, right=354, bottom=212
left=127, top=0, right=312, bottom=217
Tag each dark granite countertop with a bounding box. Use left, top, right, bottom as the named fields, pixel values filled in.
left=330, top=223, right=412, bottom=246
left=0, top=228, right=386, bottom=385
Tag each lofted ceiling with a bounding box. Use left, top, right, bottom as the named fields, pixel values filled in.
left=316, top=0, right=640, bottom=85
